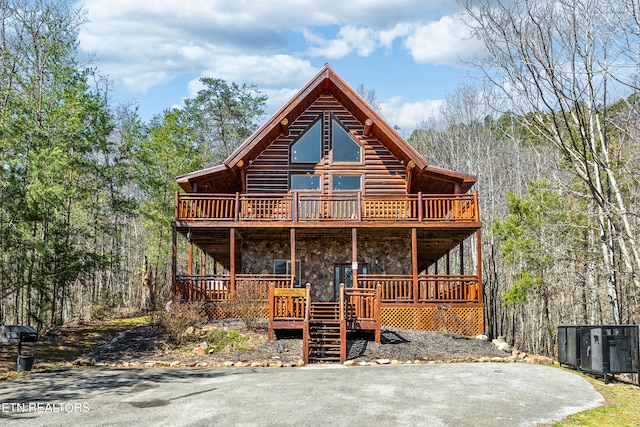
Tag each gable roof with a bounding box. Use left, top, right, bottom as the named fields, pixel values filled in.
left=176, top=64, right=476, bottom=194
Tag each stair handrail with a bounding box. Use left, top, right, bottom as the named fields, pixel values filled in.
left=339, top=283, right=345, bottom=323
left=339, top=282, right=347, bottom=363
left=375, top=284, right=382, bottom=327
left=303, top=283, right=311, bottom=365
left=268, top=283, right=275, bottom=324
left=304, top=282, right=311, bottom=322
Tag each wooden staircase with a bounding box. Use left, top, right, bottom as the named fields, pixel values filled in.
left=308, top=302, right=345, bottom=363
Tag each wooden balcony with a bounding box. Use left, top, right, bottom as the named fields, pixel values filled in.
left=175, top=191, right=479, bottom=225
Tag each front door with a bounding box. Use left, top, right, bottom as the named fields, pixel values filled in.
left=333, top=263, right=368, bottom=301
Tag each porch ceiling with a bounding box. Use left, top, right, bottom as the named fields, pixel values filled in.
left=177, top=226, right=477, bottom=272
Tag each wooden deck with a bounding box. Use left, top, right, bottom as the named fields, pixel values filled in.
left=175, top=192, right=479, bottom=225
left=174, top=273, right=483, bottom=363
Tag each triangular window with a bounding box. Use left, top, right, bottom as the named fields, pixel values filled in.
left=291, top=120, right=321, bottom=163
left=332, top=119, right=361, bottom=162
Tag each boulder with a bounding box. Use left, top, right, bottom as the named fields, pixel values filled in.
left=497, top=342, right=511, bottom=352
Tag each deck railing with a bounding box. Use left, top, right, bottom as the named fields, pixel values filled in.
left=268, top=284, right=308, bottom=321
left=358, top=274, right=480, bottom=303
left=176, top=273, right=480, bottom=304
left=344, top=286, right=381, bottom=322
left=175, top=275, right=231, bottom=301
left=175, top=274, right=291, bottom=301
left=175, top=192, right=479, bottom=223
left=418, top=275, right=480, bottom=303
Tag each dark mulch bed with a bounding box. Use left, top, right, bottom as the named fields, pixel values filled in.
left=83, top=319, right=508, bottom=367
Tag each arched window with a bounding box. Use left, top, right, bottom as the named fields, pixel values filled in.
left=291, top=120, right=321, bottom=163
left=332, top=119, right=361, bottom=162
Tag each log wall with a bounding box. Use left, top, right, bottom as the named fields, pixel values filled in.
left=245, top=93, right=407, bottom=195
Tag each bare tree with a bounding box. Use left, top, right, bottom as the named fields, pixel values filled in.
left=464, top=0, right=640, bottom=323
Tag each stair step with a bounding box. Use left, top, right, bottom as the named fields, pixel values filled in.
left=309, top=357, right=341, bottom=362
left=306, top=303, right=344, bottom=364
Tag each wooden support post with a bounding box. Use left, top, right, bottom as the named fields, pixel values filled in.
left=171, top=223, right=177, bottom=296
left=280, top=118, right=289, bottom=136
left=174, top=192, right=179, bottom=220
left=459, top=239, right=465, bottom=275
left=476, top=228, right=483, bottom=304
left=201, top=250, right=206, bottom=276
left=406, top=160, right=415, bottom=193
left=363, top=118, right=372, bottom=136
left=268, top=284, right=275, bottom=340
left=352, top=228, right=358, bottom=288
left=446, top=252, right=451, bottom=275
left=187, top=240, right=193, bottom=276
left=240, top=168, right=246, bottom=193
left=230, top=228, right=236, bottom=298
left=290, top=228, right=296, bottom=287
left=412, top=228, right=418, bottom=303
left=234, top=192, right=240, bottom=221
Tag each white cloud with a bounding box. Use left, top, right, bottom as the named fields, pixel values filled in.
left=379, top=23, right=414, bottom=49
left=76, top=0, right=477, bottom=126
left=201, top=55, right=316, bottom=88
left=185, top=57, right=316, bottom=114
left=380, top=97, right=444, bottom=134
left=78, top=0, right=465, bottom=92
left=404, top=14, right=485, bottom=65
left=304, top=26, right=378, bottom=59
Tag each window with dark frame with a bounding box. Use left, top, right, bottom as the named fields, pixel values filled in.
left=290, top=174, right=320, bottom=190
left=274, top=260, right=302, bottom=286
left=332, top=119, right=361, bottom=163
left=332, top=174, right=361, bottom=191
left=291, top=120, right=322, bottom=163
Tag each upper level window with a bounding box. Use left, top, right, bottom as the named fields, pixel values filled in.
left=332, top=119, right=361, bottom=162
left=290, top=174, right=320, bottom=190
left=291, top=120, right=321, bottom=163
left=332, top=175, right=361, bottom=191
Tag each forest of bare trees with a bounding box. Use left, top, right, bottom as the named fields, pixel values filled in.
left=1, top=0, right=639, bottom=357
left=411, top=0, right=640, bottom=355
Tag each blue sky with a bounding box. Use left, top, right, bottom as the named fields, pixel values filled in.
left=74, top=0, right=485, bottom=134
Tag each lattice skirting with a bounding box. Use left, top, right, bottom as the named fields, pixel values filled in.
left=194, top=301, right=483, bottom=336
left=200, top=301, right=268, bottom=320
left=381, top=304, right=484, bottom=336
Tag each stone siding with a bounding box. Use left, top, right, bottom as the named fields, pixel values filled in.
left=240, top=231, right=411, bottom=302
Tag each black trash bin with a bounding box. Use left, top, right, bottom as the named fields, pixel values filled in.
left=17, top=354, right=35, bottom=372
left=2, top=325, right=38, bottom=372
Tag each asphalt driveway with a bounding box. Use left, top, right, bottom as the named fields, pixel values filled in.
left=0, top=363, right=602, bottom=426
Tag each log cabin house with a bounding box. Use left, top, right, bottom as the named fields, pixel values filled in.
left=171, top=65, right=483, bottom=363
